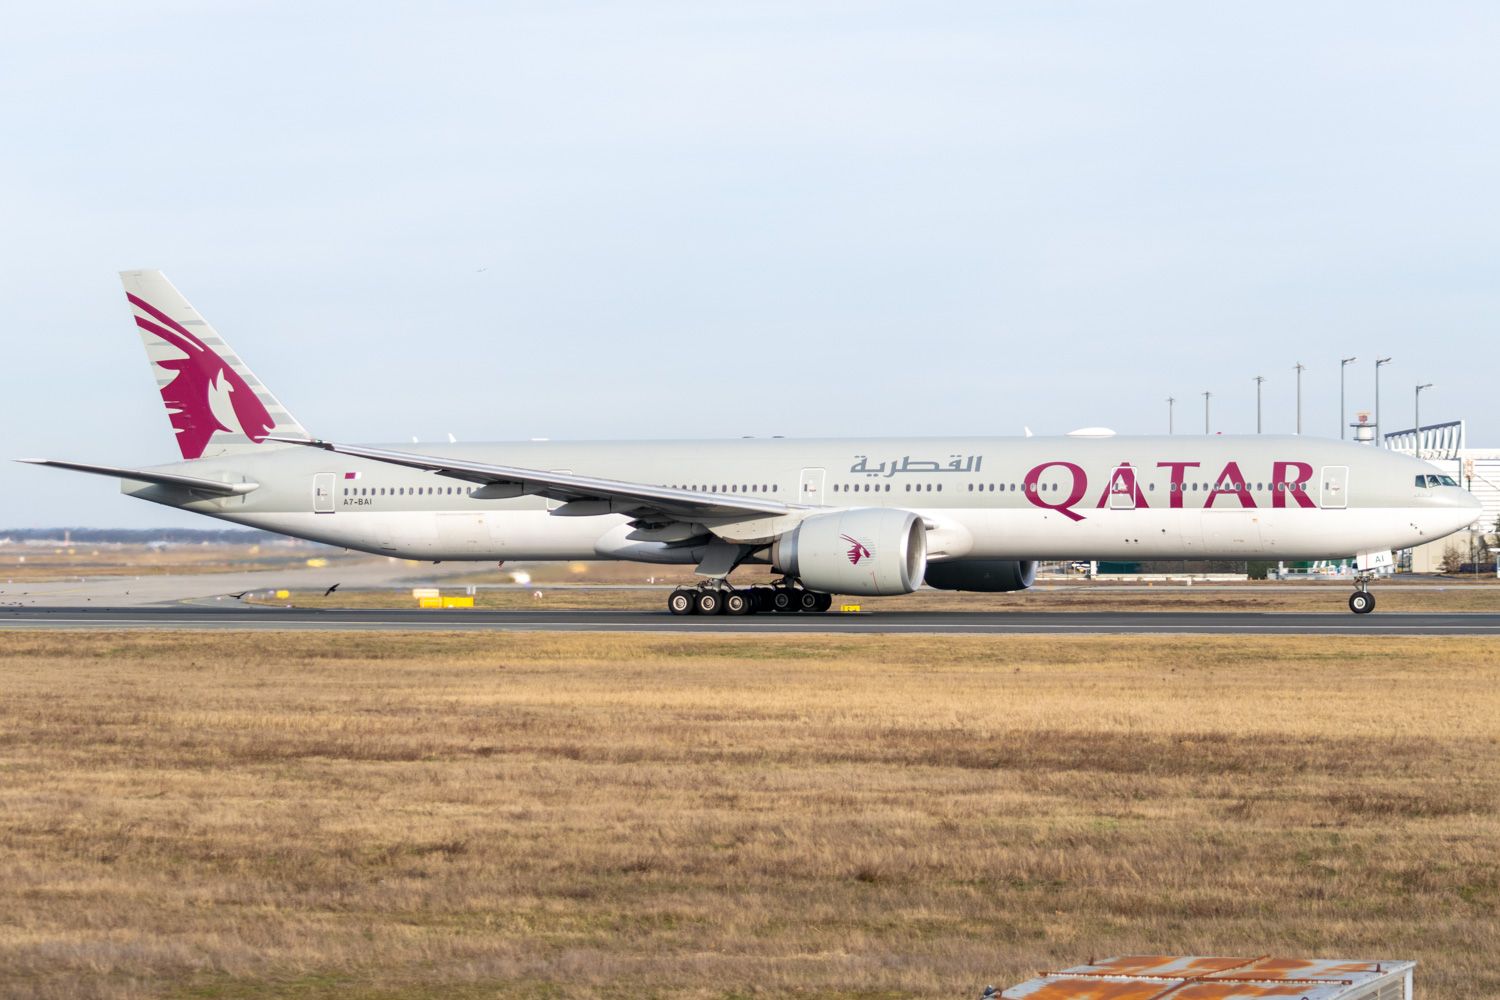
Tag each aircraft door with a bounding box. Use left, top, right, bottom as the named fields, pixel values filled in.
left=799, top=468, right=826, bottom=506
left=1320, top=466, right=1349, bottom=509
left=1107, top=465, right=1138, bottom=510
left=313, top=473, right=335, bottom=513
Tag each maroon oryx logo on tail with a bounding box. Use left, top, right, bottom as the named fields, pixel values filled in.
left=128, top=293, right=275, bottom=459
left=841, top=533, right=871, bottom=565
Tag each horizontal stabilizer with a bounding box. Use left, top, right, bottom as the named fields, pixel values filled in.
left=17, top=459, right=259, bottom=497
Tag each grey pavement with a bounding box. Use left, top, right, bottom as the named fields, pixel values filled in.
left=2, top=605, right=1497, bottom=635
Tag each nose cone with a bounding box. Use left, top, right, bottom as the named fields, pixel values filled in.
left=1434, top=487, right=1486, bottom=536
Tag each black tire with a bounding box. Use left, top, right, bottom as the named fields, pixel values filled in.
left=667, top=589, right=695, bottom=615
left=1349, top=591, right=1375, bottom=615
left=797, top=589, right=822, bottom=613
left=749, top=587, right=772, bottom=612
left=771, top=588, right=798, bottom=613
left=695, top=590, right=724, bottom=615
left=724, top=591, right=751, bottom=615
left=812, top=592, right=833, bottom=613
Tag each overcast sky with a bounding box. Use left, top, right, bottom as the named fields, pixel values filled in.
left=4, top=2, right=1498, bottom=528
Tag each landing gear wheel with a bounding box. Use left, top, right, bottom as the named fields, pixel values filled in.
left=1349, top=591, right=1375, bottom=615
left=695, top=590, right=724, bottom=615
left=667, top=589, right=695, bottom=615
left=771, top=587, right=798, bottom=613
left=752, top=587, right=775, bottom=613
left=724, top=591, right=751, bottom=616
left=813, top=593, right=833, bottom=613
left=797, top=589, right=823, bottom=613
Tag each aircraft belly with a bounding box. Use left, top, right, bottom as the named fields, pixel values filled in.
left=1199, top=510, right=1263, bottom=558
left=948, top=506, right=1426, bottom=561
left=227, top=510, right=613, bottom=562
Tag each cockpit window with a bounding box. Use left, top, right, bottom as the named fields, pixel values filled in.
left=1417, top=475, right=1431, bottom=488
left=1438, top=475, right=1458, bottom=487
left=1418, top=474, right=1461, bottom=488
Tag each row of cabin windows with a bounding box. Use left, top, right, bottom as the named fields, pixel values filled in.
left=962, top=481, right=1311, bottom=493
left=666, top=484, right=779, bottom=493
left=344, top=486, right=477, bottom=497
left=339, top=479, right=1316, bottom=501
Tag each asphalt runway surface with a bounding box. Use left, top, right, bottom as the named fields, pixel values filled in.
left=3, top=604, right=1498, bottom=635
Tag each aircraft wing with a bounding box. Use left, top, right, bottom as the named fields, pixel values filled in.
left=271, top=438, right=799, bottom=520
left=18, top=459, right=259, bottom=497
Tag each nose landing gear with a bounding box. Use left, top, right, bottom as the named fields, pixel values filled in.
left=1348, top=574, right=1376, bottom=615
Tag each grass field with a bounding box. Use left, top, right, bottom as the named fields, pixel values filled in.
left=1, top=632, right=1497, bottom=999
left=0, top=544, right=363, bottom=583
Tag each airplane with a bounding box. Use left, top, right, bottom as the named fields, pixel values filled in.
left=21, top=270, right=1483, bottom=616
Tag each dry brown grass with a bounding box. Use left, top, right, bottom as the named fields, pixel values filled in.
left=0, top=544, right=365, bottom=582
left=1, top=632, right=1496, bottom=999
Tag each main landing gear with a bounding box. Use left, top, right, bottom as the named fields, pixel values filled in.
left=1348, top=573, right=1377, bottom=615
left=666, top=581, right=834, bottom=616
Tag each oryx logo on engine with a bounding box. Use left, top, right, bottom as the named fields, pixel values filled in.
left=841, top=533, right=871, bottom=565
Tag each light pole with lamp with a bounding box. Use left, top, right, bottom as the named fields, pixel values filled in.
left=1167, top=397, right=1175, bottom=435
left=1254, top=376, right=1264, bottom=433
left=1375, top=357, right=1392, bottom=443
left=1203, top=391, right=1211, bottom=434
left=1340, top=357, right=1357, bottom=439
left=1415, top=383, right=1432, bottom=458
left=1294, top=363, right=1306, bottom=434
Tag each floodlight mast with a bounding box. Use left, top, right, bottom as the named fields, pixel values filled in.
left=1340, top=357, right=1357, bottom=439
left=1415, top=383, right=1433, bottom=458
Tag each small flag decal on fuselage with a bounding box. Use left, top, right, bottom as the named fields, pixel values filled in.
left=344, top=472, right=362, bottom=480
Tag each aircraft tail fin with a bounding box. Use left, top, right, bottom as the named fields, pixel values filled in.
left=120, top=270, right=309, bottom=460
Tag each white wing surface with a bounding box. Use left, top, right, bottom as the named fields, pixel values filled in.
left=271, top=438, right=799, bottom=520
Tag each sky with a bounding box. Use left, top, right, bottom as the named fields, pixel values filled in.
left=3, top=1, right=1499, bottom=528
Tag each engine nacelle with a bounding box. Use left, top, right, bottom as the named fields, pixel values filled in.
left=771, top=507, right=927, bottom=596
left=924, top=559, right=1037, bottom=593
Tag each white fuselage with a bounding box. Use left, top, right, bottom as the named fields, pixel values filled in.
left=129, top=434, right=1480, bottom=566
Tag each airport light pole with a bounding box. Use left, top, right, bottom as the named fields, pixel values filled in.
left=1294, top=362, right=1306, bottom=435
left=1202, top=391, right=1211, bottom=434
left=1167, top=397, right=1175, bottom=434
left=1375, top=357, right=1392, bottom=443
left=1254, top=376, right=1264, bottom=433
left=1340, top=356, right=1357, bottom=439
left=1415, top=383, right=1433, bottom=458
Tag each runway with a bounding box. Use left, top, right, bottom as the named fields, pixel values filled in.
left=3, top=604, right=1498, bottom=634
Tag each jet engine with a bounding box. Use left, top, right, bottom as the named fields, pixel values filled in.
left=924, top=559, right=1037, bottom=593
left=771, top=507, right=926, bottom=596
